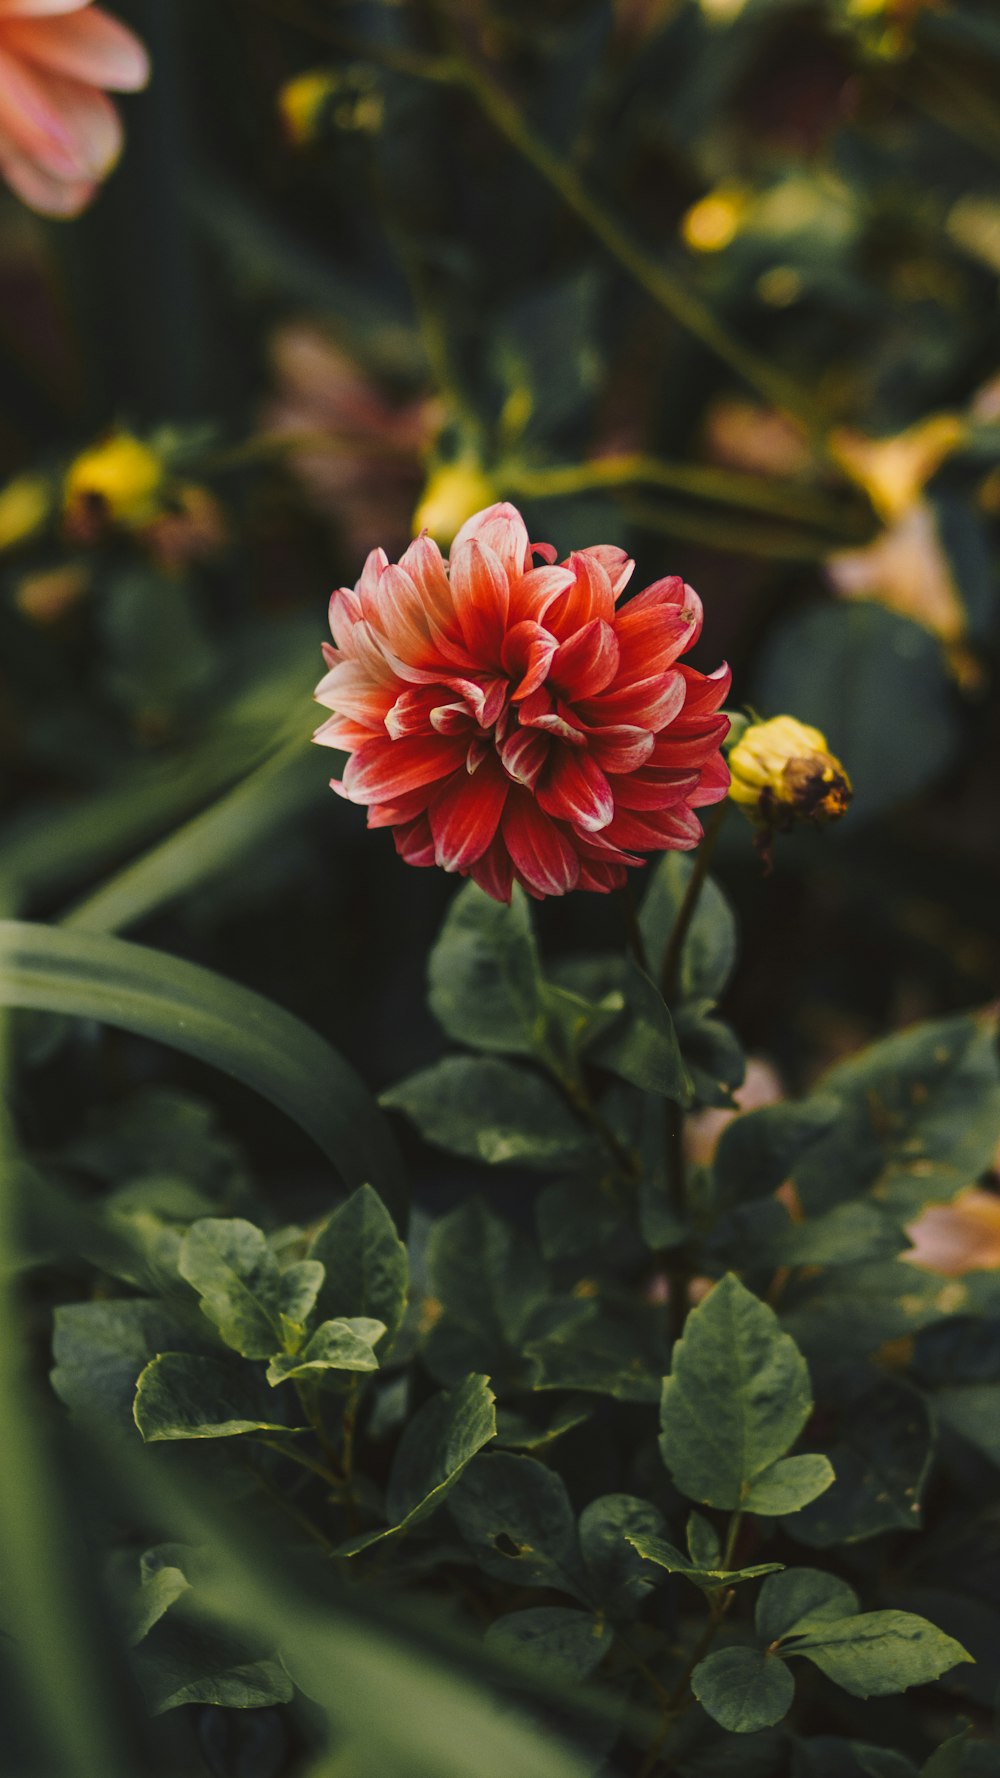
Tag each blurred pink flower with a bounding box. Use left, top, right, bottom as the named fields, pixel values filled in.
left=904, top=1189, right=1000, bottom=1276
left=0, top=0, right=149, bottom=219
left=685, top=1057, right=785, bottom=1167
left=263, top=322, right=442, bottom=560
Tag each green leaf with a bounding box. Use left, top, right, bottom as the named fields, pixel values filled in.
left=743, top=1455, right=837, bottom=1515
left=178, top=1217, right=322, bottom=1358
left=785, top=1612, right=973, bottom=1698
left=691, top=1646, right=795, bottom=1733
left=50, top=1296, right=210, bottom=1433
left=720, top=1200, right=906, bottom=1271
left=424, top=1199, right=548, bottom=1386
left=792, top=1015, right=1000, bottom=1219
left=485, top=1608, right=613, bottom=1681
left=625, top=1530, right=784, bottom=1592
left=448, top=1452, right=588, bottom=1598
left=382, top=1057, right=596, bottom=1169
left=659, top=1274, right=824, bottom=1511
left=783, top=1376, right=932, bottom=1547
left=578, top=1494, right=667, bottom=1617
left=427, top=882, right=545, bottom=1056
left=527, top=1298, right=668, bottom=1403
left=687, top=1512, right=722, bottom=1569
left=932, top=1385, right=1000, bottom=1467
left=341, top=1374, right=496, bottom=1554
left=673, top=1006, right=746, bottom=1111
left=308, top=1184, right=408, bottom=1349
left=494, top=1399, right=592, bottom=1453
left=756, top=1569, right=861, bottom=1644
left=266, top=1317, right=386, bottom=1384
left=135, top=1613, right=293, bottom=1715
left=133, top=1352, right=299, bottom=1442
left=0, top=920, right=404, bottom=1204
left=590, top=957, right=692, bottom=1102
left=921, top=1730, right=976, bottom=1778
left=713, top=1098, right=842, bottom=1208
left=126, top=1557, right=191, bottom=1647
left=640, top=854, right=737, bottom=1002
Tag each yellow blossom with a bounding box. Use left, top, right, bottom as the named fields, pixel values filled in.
left=413, top=457, right=498, bottom=547
left=830, top=414, right=965, bottom=523
left=63, top=432, right=165, bottom=534
left=278, top=70, right=340, bottom=145
left=729, top=715, right=852, bottom=832
left=0, top=473, right=51, bottom=552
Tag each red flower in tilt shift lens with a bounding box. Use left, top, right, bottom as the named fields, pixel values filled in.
left=313, top=503, right=731, bottom=901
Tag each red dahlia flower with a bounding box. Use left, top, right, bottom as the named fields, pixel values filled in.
left=313, top=503, right=730, bottom=901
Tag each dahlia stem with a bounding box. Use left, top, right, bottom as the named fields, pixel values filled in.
left=427, top=4, right=827, bottom=440
left=504, top=454, right=861, bottom=536
left=620, top=880, right=651, bottom=976
left=661, top=801, right=730, bottom=1009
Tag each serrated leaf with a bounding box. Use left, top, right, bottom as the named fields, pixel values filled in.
left=692, top=1646, right=795, bottom=1733
left=485, top=1608, right=613, bottom=1680
left=133, top=1352, right=298, bottom=1442
left=340, top=1374, right=496, bottom=1555
left=382, top=1057, right=596, bottom=1169
left=178, top=1217, right=322, bottom=1358
left=448, top=1452, right=588, bottom=1598
left=266, top=1317, right=385, bottom=1384
left=308, top=1185, right=407, bottom=1348
left=625, top=1530, right=783, bottom=1592
left=659, top=1274, right=818, bottom=1511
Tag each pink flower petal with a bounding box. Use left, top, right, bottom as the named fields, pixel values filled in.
left=5, top=9, right=149, bottom=92
left=341, top=733, right=466, bottom=804
left=429, top=752, right=509, bottom=870
left=537, top=747, right=615, bottom=833
left=502, top=793, right=581, bottom=897
left=452, top=501, right=530, bottom=576
left=449, top=538, right=510, bottom=662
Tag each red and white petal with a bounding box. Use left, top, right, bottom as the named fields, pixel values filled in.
left=609, top=766, right=701, bottom=811
left=341, top=733, right=466, bottom=804
left=469, top=836, right=515, bottom=903
left=507, top=562, right=574, bottom=627
left=452, top=501, right=530, bottom=577
left=0, top=133, right=92, bottom=211
left=315, top=658, right=395, bottom=725
left=500, top=726, right=550, bottom=789
left=502, top=793, right=581, bottom=897
left=502, top=619, right=559, bottom=700
left=578, top=668, right=685, bottom=733
left=392, top=814, right=437, bottom=868
left=690, top=753, right=731, bottom=805
left=429, top=752, right=509, bottom=871
left=571, top=544, right=635, bottom=598
left=604, top=804, right=703, bottom=852
left=585, top=724, right=656, bottom=774
left=544, top=551, right=615, bottom=640
left=549, top=618, right=620, bottom=700
left=537, top=746, right=614, bottom=833
left=449, top=538, right=510, bottom=662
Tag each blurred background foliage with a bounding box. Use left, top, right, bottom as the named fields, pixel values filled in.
left=0, top=0, right=998, bottom=1773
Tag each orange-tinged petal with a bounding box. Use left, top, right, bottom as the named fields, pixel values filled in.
left=537, top=747, right=614, bottom=833
left=5, top=8, right=149, bottom=91
left=341, top=733, right=466, bottom=803
left=429, top=752, right=509, bottom=870
left=502, top=793, right=580, bottom=897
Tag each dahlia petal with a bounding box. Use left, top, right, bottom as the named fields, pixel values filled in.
left=604, top=805, right=703, bottom=851
left=577, top=858, right=630, bottom=892
left=356, top=546, right=389, bottom=600
left=0, top=133, right=92, bottom=212
left=647, top=716, right=731, bottom=767
left=609, top=767, right=701, bottom=811
left=315, top=659, right=395, bottom=726
left=586, top=725, right=656, bottom=773
left=530, top=540, right=558, bottom=565
left=392, top=815, right=436, bottom=867
left=500, top=726, right=550, bottom=788
left=669, top=661, right=733, bottom=721
left=328, top=585, right=363, bottom=652
left=312, top=714, right=371, bottom=752
left=367, top=787, right=437, bottom=828
left=5, top=10, right=150, bottom=92
left=502, top=619, right=559, bottom=699
left=578, top=668, right=686, bottom=733
left=469, top=837, right=515, bottom=903
left=430, top=752, right=509, bottom=871
left=690, top=753, right=731, bottom=806
left=507, top=562, right=574, bottom=626
left=537, top=747, right=615, bottom=833
left=549, top=618, right=620, bottom=700
left=449, top=538, right=510, bottom=661
left=613, top=593, right=702, bottom=681
left=398, top=531, right=454, bottom=624
left=0, top=41, right=97, bottom=177
left=430, top=700, right=476, bottom=735
left=452, top=501, right=530, bottom=576
left=0, top=1, right=94, bottom=15
left=544, top=551, right=615, bottom=639
left=341, top=733, right=466, bottom=803
left=502, top=793, right=580, bottom=897
left=384, top=685, right=447, bottom=739
left=573, top=544, right=635, bottom=599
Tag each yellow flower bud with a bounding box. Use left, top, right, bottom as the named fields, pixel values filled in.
left=278, top=69, right=340, bottom=145
left=413, top=457, right=498, bottom=547
left=681, top=185, right=750, bottom=254
left=63, top=432, right=165, bottom=537
left=0, top=473, right=51, bottom=552
left=729, top=716, right=852, bottom=833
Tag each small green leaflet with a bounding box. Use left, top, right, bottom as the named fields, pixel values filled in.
left=692, top=1646, right=795, bottom=1733
left=339, top=1374, right=496, bottom=1555
left=266, top=1317, right=386, bottom=1385
left=133, top=1352, right=302, bottom=1442
left=178, top=1218, right=323, bottom=1359
left=625, top=1529, right=784, bottom=1592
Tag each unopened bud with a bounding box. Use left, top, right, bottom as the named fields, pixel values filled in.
left=728, top=715, right=852, bottom=835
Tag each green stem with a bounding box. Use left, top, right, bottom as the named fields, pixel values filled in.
left=254, top=1435, right=341, bottom=1488
left=504, top=452, right=859, bottom=534
left=429, top=4, right=825, bottom=436
left=661, top=801, right=730, bottom=1008
left=620, top=880, right=651, bottom=976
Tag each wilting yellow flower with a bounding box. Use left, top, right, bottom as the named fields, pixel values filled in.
left=681, top=185, right=751, bottom=253
left=830, top=414, right=965, bottom=524
left=412, top=457, right=498, bottom=547
left=64, top=432, right=165, bottom=538
left=278, top=70, right=340, bottom=145
left=729, top=716, right=852, bottom=833
left=0, top=473, right=51, bottom=552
